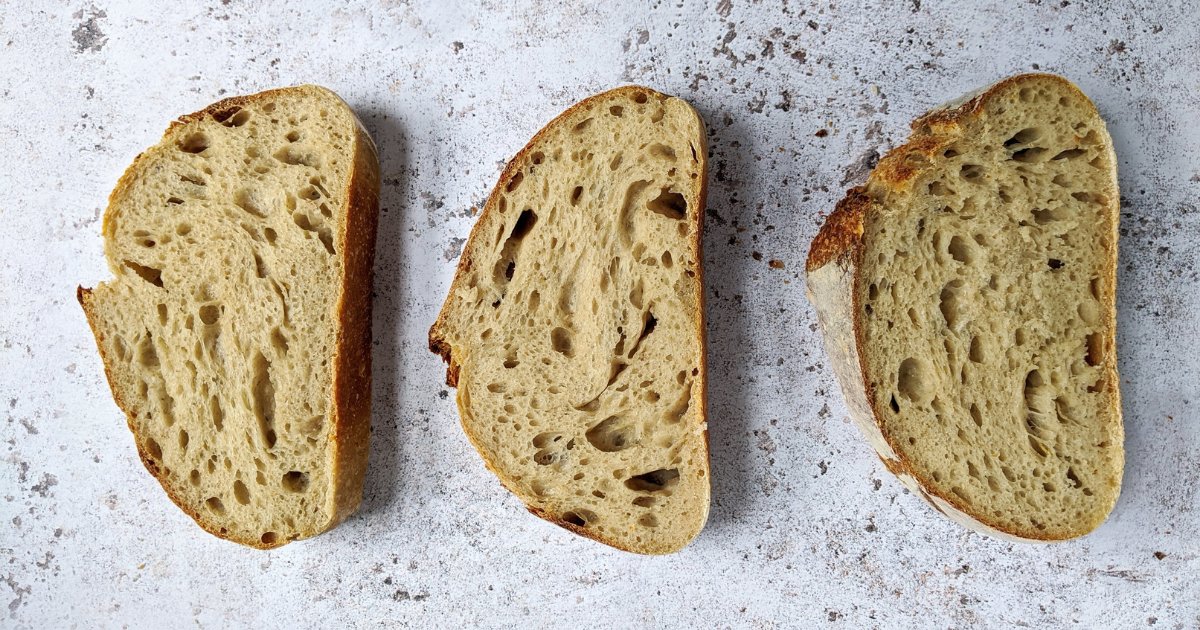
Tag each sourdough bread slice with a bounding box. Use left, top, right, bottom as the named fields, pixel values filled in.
left=78, top=85, right=380, bottom=548
left=430, top=86, right=710, bottom=554
left=806, top=74, right=1123, bottom=541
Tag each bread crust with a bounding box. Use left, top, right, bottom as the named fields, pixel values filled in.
left=806, top=74, right=1122, bottom=542
left=78, top=85, right=379, bottom=549
left=429, top=85, right=709, bottom=554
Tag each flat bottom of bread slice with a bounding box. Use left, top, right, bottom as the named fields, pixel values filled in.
left=431, top=86, right=711, bottom=554
left=808, top=74, right=1123, bottom=541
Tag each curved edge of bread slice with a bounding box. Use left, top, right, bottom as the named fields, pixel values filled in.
left=430, top=85, right=710, bottom=554
left=805, top=74, right=1123, bottom=542
left=79, top=85, right=380, bottom=548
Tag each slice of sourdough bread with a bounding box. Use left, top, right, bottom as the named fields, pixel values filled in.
left=806, top=74, right=1123, bottom=541
left=430, top=86, right=710, bottom=554
left=78, top=85, right=380, bottom=548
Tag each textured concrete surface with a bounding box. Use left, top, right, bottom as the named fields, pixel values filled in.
left=2, top=1, right=1198, bottom=628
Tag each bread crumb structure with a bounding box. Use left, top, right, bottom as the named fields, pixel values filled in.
left=807, top=74, right=1123, bottom=541
left=430, top=86, right=710, bottom=555
left=79, top=86, right=380, bottom=548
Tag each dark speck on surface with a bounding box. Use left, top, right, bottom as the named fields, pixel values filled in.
left=71, top=7, right=108, bottom=53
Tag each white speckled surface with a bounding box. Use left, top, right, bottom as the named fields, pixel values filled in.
left=2, top=1, right=1198, bottom=628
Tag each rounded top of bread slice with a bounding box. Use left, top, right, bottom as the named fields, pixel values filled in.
left=808, top=74, right=1123, bottom=541
left=79, top=85, right=379, bottom=548
left=430, top=86, right=710, bottom=554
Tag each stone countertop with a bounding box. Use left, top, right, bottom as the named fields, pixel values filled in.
left=2, top=1, right=1198, bottom=628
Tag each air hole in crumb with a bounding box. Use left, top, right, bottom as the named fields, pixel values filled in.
left=282, top=471, right=309, bottom=493
left=189, top=470, right=201, bottom=486
left=227, top=109, right=251, bottom=127
left=551, top=327, right=573, bottom=356
left=648, top=144, right=676, bottom=160
left=1085, top=333, right=1104, bottom=366
left=261, top=532, right=277, bottom=545
left=970, top=403, right=983, bottom=427
left=939, top=279, right=963, bottom=328
left=1004, top=127, right=1042, bottom=147
left=179, top=133, right=210, bottom=153
left=570, top=186, right=583, bottom=205
left=610, top=105, right=624, bottom=117
left=286, top=130, right=301, bottom=142
left=506, top=171, right=524, bottom=192
left=271, top=328, right=288, bottom=356
left=959, top=164, right=984, bottom=181
left=274, top=146, right=318, bottom=167
left=625, top=468, right=679, bottom=493
left=561, top=511, right=587, bottom=526
left=234, top=480, right=250, bottom=505
left=586, top=416, right=635, bottom=452
left=144, top=437, right=162, bottom=460
left=1032, top=207, right=1066, bottom=224
left=205, top=497, right=225, bottom=514
left=896, top=358, right=927, bottom=403
left=1011, top=147, right=1048, bottom=163
left=199, top=304, right=220, bottom=325
left=647, top=188, right=687, bottom=220
left=1048, top=259, right=1064, bottom=270
left=210, top=395, right=224, bottom=431
left=212, top=107, right=238, bottom=123
left=928, top=181, right=951, bottom=196
left=634, top=93, right=648, bottom=104
left=639, top=514, right=659, bottom=528
left=1053, top=148, right=1087, bottom=160
left=124, top=260, right=164, bottom=287
left=948, top=235, right=973, bottom=264
left=969, top=336, right=984, bottom=363
left=572, top=118, right=593, bottom=134
left=1066, top=467, right=1083, bottom=489
left=492, top=209, right=538, bottom=290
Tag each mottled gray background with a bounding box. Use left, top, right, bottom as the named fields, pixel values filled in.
left=2, top=0, right=1198, bottom=628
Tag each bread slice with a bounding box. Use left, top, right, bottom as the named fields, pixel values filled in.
left=429, top=86, right=710, bottom=554
left=78, top=85, right=380, bottom=548
left=806, top=74, right=1123, bottom=541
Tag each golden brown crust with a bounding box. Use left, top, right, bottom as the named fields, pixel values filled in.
left=806, top=73, right=1121, bottom=542
left=429, top=85, right=709, bottom=554
left=804, top=187, right=870, bottom=272
left=78, top=86, right=379, bottom=549
left=326, top=103, right=381, bottom=532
